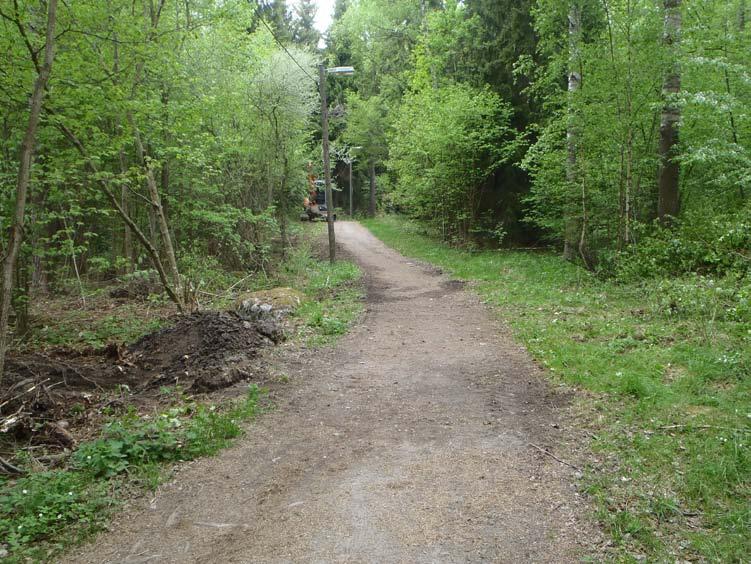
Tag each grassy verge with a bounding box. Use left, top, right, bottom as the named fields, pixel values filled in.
left=0, top=225, right=363, bottom=562
left=362, top=215, right=750, bottom=562
left=280, top=246, right=363, bottom=347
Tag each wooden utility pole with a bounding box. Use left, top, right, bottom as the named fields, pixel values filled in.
left=319, top=64, right=336, bottom=264
left=657, top=0, right=682, bottom=222
left=0, top=0, right=58, bottom=382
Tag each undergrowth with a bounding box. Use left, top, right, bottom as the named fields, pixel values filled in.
left=1, top=223, right=363, bottom=561
left=0, top=385, right=261, bottom=562
left=21, top=224, right=363, bottom=352
left=362, top=215, right=750, bottom=563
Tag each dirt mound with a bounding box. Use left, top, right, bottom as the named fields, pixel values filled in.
left=129, top=311, right=274, bottom=391
left=1, top=311, right=281, bottom=454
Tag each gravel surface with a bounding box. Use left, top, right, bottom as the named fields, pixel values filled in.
left=62, top=222, right=602, bottom=563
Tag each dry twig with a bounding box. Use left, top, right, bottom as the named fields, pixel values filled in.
left=658, top=424, right=750, bottom=433
left=528, top=442, right=581, bottom=471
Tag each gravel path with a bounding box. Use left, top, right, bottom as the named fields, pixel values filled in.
left=63, top=221, right=599, bottom=563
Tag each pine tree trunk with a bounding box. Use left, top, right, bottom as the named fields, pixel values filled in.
left=368, top=160, right=377, bottom=217
left=563, top=3, right=582, bottom=260
left=657, top=0, right=682, bottom=222
left=0, top=0, right=58, bottom=382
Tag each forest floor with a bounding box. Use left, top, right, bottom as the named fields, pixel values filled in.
left=60, top=221, right=606, bottom=563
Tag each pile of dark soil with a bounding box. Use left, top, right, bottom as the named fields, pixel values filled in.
left=129, top=311, right=276, bottom=392
left=0, top=311, right=280, bottom=455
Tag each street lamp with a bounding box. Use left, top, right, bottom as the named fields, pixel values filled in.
left=319, top=64, right=355, bottom=264
left=345, top=146, right=362, bottom=218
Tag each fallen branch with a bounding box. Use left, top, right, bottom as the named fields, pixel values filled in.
left=0, top=377, right=50, bottom=410
left=0, top=455, right=25, bottom=476
left=658, top=424, right=750, bottom=433
left=33, top=451, right=71, bottom=468
left=528, top=442, right=581, bottom=471
left=225, top=273, right=256, bottom=295
left=0, top=405, right=26, bottom=433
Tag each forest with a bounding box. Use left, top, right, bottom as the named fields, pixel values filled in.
left=0, top=0, right=749, bottom=561
left=1, top=0, right=749, bottom=367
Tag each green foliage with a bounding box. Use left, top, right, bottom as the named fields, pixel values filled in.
left=291, top=0, right=321, bottom=49
left=0, top=385, right=261, bottom=561
left=390, top=83, right=517, bottom=241
left=612, top=208, right=751, bottom=281
left=0, top=471, right=110, bottom=560
left=341, top=92, right=388, bottom=163
left=364, top=215, right=751, bottom=562
left=521, top=0, right=751, bottom=263
left=1, top=0, right=320, bottom=317
left=74, top=385, right=261, bottom=479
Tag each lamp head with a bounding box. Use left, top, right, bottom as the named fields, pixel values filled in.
left=326, top=66, right=355, bottom=76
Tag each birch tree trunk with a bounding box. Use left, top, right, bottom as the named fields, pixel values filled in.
left=563, top=2, right=582, bottom=260
left=657, top=0, right=682, bottom=222
left=0, top=0, right=58, bottom=382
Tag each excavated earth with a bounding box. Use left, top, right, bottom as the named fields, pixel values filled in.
left=63, top=221, right=605, bottom=563
left=1, top=312, right=276, bottom=449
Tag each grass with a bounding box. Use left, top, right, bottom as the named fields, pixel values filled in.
left=362, top=215, right=750, bottom=563
left=0, top=385, right=261, bottom=562
left=277, top=235, right=364, bottom=346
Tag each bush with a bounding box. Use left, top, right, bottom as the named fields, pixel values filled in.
left=613, top=209, right=751, bottom=281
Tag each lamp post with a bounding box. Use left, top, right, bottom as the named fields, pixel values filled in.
left=319, top=64, right=354, bottom=264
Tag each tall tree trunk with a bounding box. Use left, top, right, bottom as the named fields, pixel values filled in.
left=657, top=0, right=682, bottom=222
left=119, top=149, right=135, bottom=272
left=740, top=0, right=747, bottom=31
left=563, top=2, right=582, bottom=260
left=368, top=160, right=377, bottom=217
left=0, top=0, right=58, bottom=382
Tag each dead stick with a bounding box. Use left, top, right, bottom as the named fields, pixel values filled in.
left=0, top=455, right=25, bottom=476
left=528, top=443, right=581, bottom=471
left=0, top=377, right=50, bottom=409
left=658, top=424, right=750, bottom=433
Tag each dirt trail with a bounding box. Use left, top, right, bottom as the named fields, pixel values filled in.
left=64, top=222, right=599, bottom=563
